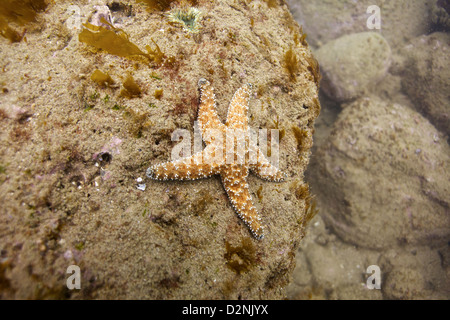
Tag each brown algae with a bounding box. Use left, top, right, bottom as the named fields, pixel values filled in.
left=0, top=0, right=47, bottom=42
left=79, top=18, right=164, bottom=64
left=120, top=75, right=142, bottom=98
left=91, top=69, right=115, bottom=87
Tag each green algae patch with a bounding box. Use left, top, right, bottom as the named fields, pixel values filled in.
left=79, top=19, right=164, bottom=64
left=0, top=0, right=47, bottom=42
left=91, top=69, right=115, bottom=87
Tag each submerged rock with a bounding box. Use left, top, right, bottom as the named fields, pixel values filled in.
left=315, top=32, right=391, bottom=102
left=400, top=32, right=450, bottom=135
left=309, top=96, right=450, bottom=249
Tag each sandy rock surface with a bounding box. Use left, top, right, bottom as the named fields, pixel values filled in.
left=0, top=0, right=320, bottom=299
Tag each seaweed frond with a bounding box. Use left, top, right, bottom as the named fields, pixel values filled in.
left=91, top=69, right=115, bottom=87
left=79, top=18, right=164, bottom=64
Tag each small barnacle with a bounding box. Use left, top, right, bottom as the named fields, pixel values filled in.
left=167, top=7, right=203, bottom=33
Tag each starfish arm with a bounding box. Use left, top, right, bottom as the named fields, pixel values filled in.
left=249, top=142, right=286, bottom=182
left=147, top=148, right=222, bottom=181
left=198, top=78, right=226, bottom=144
left=221, top=165, right=264, bottom=239
left=225, top=83, right=252, bottom=129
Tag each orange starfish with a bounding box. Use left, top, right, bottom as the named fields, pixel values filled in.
left=147, top=79, right=285, bottom=239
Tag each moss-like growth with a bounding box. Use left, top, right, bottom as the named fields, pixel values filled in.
left=190, top=190, right=214, bottom=216
left=292, top=126, right=311, bottom=153
left=150, top=72, right=162, bottom=80
left=0, top=19, right=22, bottom=42
left=75, top=241, right=85, bottom=251
left=272, top=116, right=285, bottom=140
left=304, top=197, right=318, bottom=226
left=305, top=55, right=321, bottom=86
left=91, top=69, right=115, bottom=87
left=289, top=181, right=318, bottom=225
left=290, top=180, right=308, bottom=201
left=0, top=0, right=47, bottom=25
left=283, top=46, right=299, bottom=82
left=224, top=238, right=256, bottom=274
left=123, top=108, right=151, bottom=138
left=120, top=75, right=142, bottom=98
